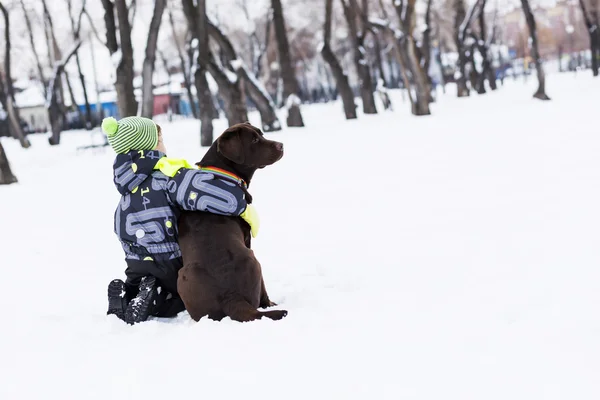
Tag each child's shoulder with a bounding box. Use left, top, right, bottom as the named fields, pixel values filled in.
left=154, top=157, right=197, bottom=178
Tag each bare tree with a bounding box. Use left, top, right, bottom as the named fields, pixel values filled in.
left=0, top=1, right=30, bottom=149
left=578, top=0, right=600, bottom=77
left=271, top=0, right=305, bottom=127
left=66, top=0, right=93, bottom=128
left=520, top=0, right=550, bottom=100
left=101, top=0, right=138, bottom=118
left=422, top=0, right=434, bottom=98
left=141, top=0, right=167, bottom=119
left=357, top=2, right=393, bottom=110
left=369, top=17, right=417, bottom=113
left=238, top=0, right=272, bottom=78
left=340, top=0, right=378, bottom=115
left=454, top=0, right=471, bottom=97
left=41, top=0, right=69, bottom=121
left=321, top=0, right=357, bottom=119
left=20, top=0, right=47, bottom=96
left=182, top=0, right=218, bottom=145
left=168, top=7, right=197, bottom=118
left=476, top=0, right=498, bottom=91
left=0, top=140, right=17, bottom=185
left=47, top=42, right=83, bottom=145
left=206, top=20, right=281, bottom=132
left=394, top=0, right=431, bottom=116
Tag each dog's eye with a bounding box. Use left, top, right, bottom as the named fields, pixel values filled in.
left=252, top=137, right=259, bottom=144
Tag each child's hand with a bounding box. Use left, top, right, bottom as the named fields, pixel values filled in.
left=240, top=204, right=260, bottom=238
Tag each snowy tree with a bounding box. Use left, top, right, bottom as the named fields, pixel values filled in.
left=207, top=20, right=281, bottom=132
left=578, top=0, right=600, bottom=77
left=454, top=0, right=474, bottom=97
left=321, top=0, right=357, bottom=120
left=394, top=0, right=431, bottom=116
left=340, top=0, right=378, bottom=115
left=101, top=0, right=138, bottom=118
left=182, top=0, right=217, bottom=146
left=140, top=0, right=167, bottom=119
left=0, top=1, right=30, bottom=149
left=271, top=0, right=305, bottom=127
left=0, top=140, right=17, bottom=184
left=65, top=0, right=93, bottom=128
left=521, top=0, right=550, bottom=100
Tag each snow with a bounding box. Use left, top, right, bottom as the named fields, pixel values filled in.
left=223, top=68, right=239, bottom=84
left=285, top=93, right=301, bottom=109
left=14, top=83, right=46, bottom=109
left=110, top=49, right=123, bottom=70
left=1, top=73, right=600, bottom=399
left=369, top=17, right=389, bottom=28
left=230, top=59, right=244, bottom=70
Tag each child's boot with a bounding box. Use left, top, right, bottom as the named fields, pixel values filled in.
left=107, top=279, right=128, bottom=322
left=124, top=276, right=157, bottom=324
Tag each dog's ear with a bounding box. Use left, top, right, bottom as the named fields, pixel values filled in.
left=217, top=128, right=245, bottom=164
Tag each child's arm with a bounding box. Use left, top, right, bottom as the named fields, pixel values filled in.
left=167, top=169, right=260, bottom=237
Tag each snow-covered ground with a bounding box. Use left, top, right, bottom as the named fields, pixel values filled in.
left=1, top=73, right=599, bottom=399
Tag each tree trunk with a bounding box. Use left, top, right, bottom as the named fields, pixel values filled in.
left=520, top=0, right=550, bottom=100
left=321, top=45, right=358, bottom=120
left=369, top=17, right=417, bottom=112
left=0, top=2, right=30, bottom=148
left=74, top=53, right=93, bottom=128
left=468, top=44, right=484, bottom=94
left=271, top=0, right=305, bottom=126
left=207, top=59, right=249, bottom=126
left=20, top=0, right=47, bottom=97
left=474, top=0, right=497, bottom=93
left=182, top=0, right=215, bottom=146
left=435, top=16, right=447, bottom=94
left=0, top=140, right=17, bottom=185
left=113, top=0, right=138, bottom=117
left=66, top=0, right=93, bottom=128
left=395, top=0, right=431, bottom=116
left=169, top=8, right=197, bottom=118
left=206, top=20, right=281, bottom=132
left=47, top=42, right=83, bottom=145
left=340, top=0, right=377, bottom=115
left=65, top=72, right=85, bottom=127
left=42, top=0, right=68, bottom=121
left=238, top=65, right=281, bottom=131
left=321, top=0, right=357, bottom=119
left=423, top=0, right=434, bottom=99
left=100, top=0, right=118, bottom=53
left=368, top=28, right=393, bottom=110
left=578, top=0, right=600, bottom=77
left=141, top=0, right=166, bottom=119
left=406, top=39, right=432, bottom=115
left=454, top=0, right=470, bottom=97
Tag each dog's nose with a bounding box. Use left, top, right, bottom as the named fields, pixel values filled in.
left=275, top=142, right=284, bottom=151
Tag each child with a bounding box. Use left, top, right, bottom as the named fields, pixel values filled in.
left=102, top=116, right=258, bottom=324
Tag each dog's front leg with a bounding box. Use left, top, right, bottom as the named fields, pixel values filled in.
left=259, top=276, right=277, bottom=308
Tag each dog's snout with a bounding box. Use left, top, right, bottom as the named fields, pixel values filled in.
left=275, top=142, right=284, bottom=151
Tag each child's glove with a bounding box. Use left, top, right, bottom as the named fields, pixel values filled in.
left=240, top=204, right=260, bottom=238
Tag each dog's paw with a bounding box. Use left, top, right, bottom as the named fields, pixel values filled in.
left=260, top=299, right=278, bottom=308
left=263, top=310, right=288, bottom=321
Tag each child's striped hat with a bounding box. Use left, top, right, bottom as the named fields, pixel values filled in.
left=102, top=116, right=158, bottom=154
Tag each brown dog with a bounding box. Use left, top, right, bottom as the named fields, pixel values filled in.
left=177, top=122, right=288, bottom=322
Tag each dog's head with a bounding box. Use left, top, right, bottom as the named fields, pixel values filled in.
left=199, top=122, right=284, bottom=184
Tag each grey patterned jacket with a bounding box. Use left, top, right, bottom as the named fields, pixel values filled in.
left=113, top=149, right=247, bottom=261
